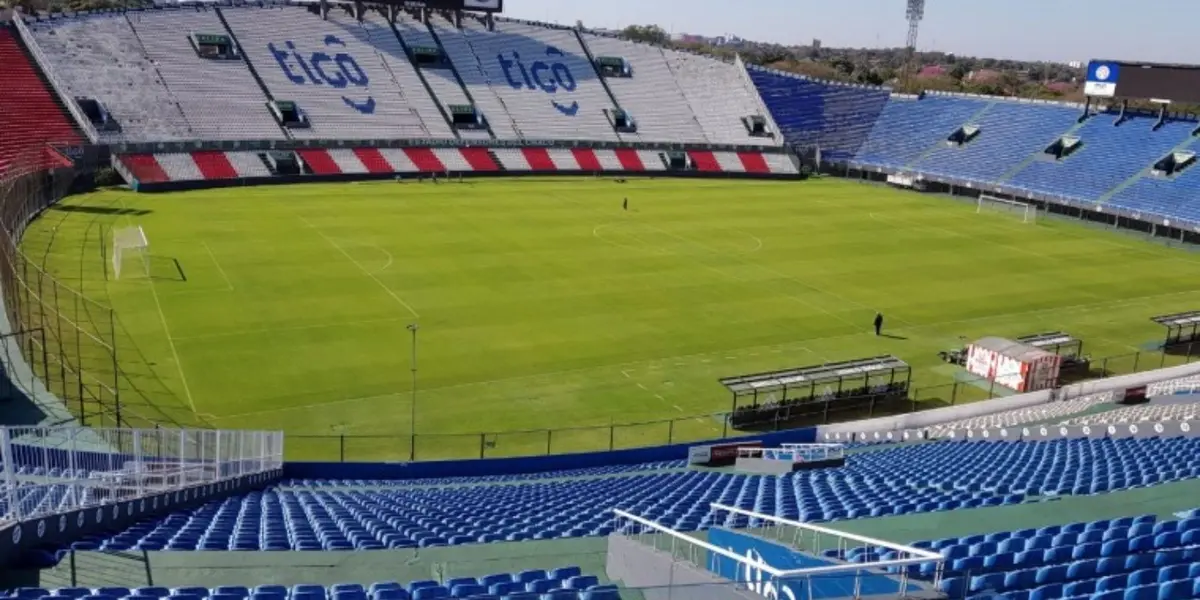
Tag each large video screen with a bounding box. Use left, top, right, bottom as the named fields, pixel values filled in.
left=1085, top=59, right=1200, bottom=103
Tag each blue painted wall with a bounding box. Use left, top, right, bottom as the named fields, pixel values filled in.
left=284, top=427, right=817, bottom=479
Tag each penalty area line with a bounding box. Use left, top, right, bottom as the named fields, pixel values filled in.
left=296, top=215, right=419, bottom=319
left=201, top=241, right=234, bottom=291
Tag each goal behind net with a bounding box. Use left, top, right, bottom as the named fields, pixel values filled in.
left=977, top=195, right=1037, bottom=223
left=112, top=226, right=149, bottom=280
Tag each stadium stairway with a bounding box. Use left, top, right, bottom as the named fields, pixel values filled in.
left=853, top=95, right=987, bottom=170
left=1100, top=132, right=1200, bottom=211
left=902, top=98, right=998, bottom=170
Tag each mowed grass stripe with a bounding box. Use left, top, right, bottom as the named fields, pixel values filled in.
left=21, top=178, right=1200, bottom=459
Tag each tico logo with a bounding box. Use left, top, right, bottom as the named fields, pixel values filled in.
left=269, top=35, right=376, bottom=115
left=497, top=46, right=580, bottom=117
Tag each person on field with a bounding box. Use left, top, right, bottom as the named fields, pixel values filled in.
left=874, top=312, right=884, bottom=336
left=623, top=197, right=628, bottom=211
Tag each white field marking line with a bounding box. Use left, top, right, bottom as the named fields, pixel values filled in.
left=296, top=215, right=419, bottom=319
left=633, top=220, right=866, bottom=328
left=209, top=286, right=1200, bottom=421
left=592, top=223, right=669, bottom=255
left=173, top=316, right=409, bottom=343
left=367, top=244, right=394, bottom=275
left=116, top=199, right=197, bottom=414
left=201, top=241, right=234, bottom=291
left=621, top=369, right=633, bottom=379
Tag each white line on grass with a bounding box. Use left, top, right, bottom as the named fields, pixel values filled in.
left=173, top=316, right=410, bottom=342
left=209, top=285, right=1200, bottom=422
left=201, top=241, right=234, bottom=291
left=116, top=198, right=197, bottom=414
left=296, top=215, right=420, bottom=319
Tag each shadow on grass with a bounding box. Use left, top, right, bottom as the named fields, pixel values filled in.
left=51, top=205, right=151, bottom=217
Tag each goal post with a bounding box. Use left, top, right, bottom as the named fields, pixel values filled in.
left=112, top=225, right=150, bottom=280
left=977, top=194, right=1037, bottom=223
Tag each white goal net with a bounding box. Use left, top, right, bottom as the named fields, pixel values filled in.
left=978, top=194, right=1037, bottom=223
left=112, top=226, right=149, bottom=280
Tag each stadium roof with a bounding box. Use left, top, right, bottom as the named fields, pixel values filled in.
left=719, top=355, right=908, bottom=395
left=1152, top=310, right=1200, bottom=328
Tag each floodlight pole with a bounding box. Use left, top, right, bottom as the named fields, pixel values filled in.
left=407, top=323, right=419, bottom=462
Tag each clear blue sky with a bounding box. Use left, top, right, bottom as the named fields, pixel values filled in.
left=502, top=0, right=1200, bottom=64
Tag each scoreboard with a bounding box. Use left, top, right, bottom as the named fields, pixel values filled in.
left=1085, top=59, right=1200, bottom=104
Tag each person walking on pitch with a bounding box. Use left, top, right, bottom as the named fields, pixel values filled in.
left=623, top=197, right=628, bottom=211
left=874, top=312, right=884, bottom=336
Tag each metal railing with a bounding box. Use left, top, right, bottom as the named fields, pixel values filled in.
left=0, top=426, right=284, bottom=526
left=288, top=343, right=1200, bottom=462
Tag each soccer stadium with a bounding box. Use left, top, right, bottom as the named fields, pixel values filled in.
left=1, top=0, right=1200, bottom=599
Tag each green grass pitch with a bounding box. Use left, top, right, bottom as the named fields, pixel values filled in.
left=19, top=177, right=1200, bottom=460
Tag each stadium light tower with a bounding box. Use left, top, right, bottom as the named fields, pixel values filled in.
left=902, top=0, right=926, bottom=90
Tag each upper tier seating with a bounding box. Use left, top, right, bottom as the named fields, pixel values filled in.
left=27, top=14, right=192, bottom=141
left=911, top=99, right=1082, bottom=183
left=747, top=67, right=889, bottom=161
left=661, top=50, right=778, bottom=146
left=125, top=7, right=284, bottom=140
left=433, top=17, right=618, bottom=142
left=221, top=5, right=440, bottom=140
left=921, top=395, right=1115, bottom=437
left=1062, top=401, right=1200, bottom=426
left=91, top=436, right=1200, bottom=550
left=390, top=13, right=488, bottom=141
left=853, top=95, right=988, bottom=169
left=1008, top=115, right=1195, bottom=202
left=579, top=33, right=708, bottom=143
left=0, top=28, right=82, bottom=173
left=324, top=10, right=455, bottom=139
left=1106, top=135, right=1200, bottom=222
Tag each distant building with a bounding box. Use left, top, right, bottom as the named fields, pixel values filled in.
left=917, top=65, right=946, bottom=78
left=967, top=69, right=1002, bottom=83
left=812, top=38, right=822, bottom=50
left=1068, top=61, right=1084, bottom=69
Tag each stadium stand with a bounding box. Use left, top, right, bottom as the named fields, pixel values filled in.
left=325, top=10, right=456, bottom=139
left=839, top=513, right=1200, bottom=600
left=920, top=394, right=1117, bottom=437
left=0, top=28, right=81, bottom=173
left=1007, top=115, right=1195, bottom=203
left=125, top=6, right=284, bottom=140
left=910, top=97, right=1083, bottom=183
left=25, top=13, right=193, bottom=141
left=1061, top=401, right=1200, bottom=426
left=579, top=33, right=708, bottom=143
left=220, top=5, right=438, bottom=140
left=661, top=50, right=779, bottom=146
left=390, top=13, right=490, bottom=141
left=746, top=66, right=890, bottom=161
left=853, top=95, right=989, bottom=170
left=86, top=435, right=1199, bottom=550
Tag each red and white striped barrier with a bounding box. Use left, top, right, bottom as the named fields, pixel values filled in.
left=117, top=147, right=799, bottom=185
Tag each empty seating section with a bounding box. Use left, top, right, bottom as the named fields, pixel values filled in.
left=440, top=18, right=618, bottom=141
left=581, top=34, right=708, bottom=143
left=1107, top=137, right=1200, bottom=222
left=429, top=16, right=522, bottom=139
left=855, top=96, right=988, bottom=169
left=913, top=100, right=1081, bottom=182
left=27, top=14, right=192, bottom=141
left=221, top=6, right=434, bottom=140
left=0, top=29, right=81, bottom=174
left=154, top=152, right=204, bottom=182
left=85, top=436, right=1198, bottom=551
left=839, top=513, right=1200, bottom=600
left=391, top=14, right=484, bottom=140
left=224, top=152, right=272, bottom=178
left=326, top=11, right=453, bottom=139
left=748, top=67, right=889, bottom=161
left=662, top=50, right=776, bottom=146
left=126, top=7, right=283, bottom=140
left=1062, top=401, right=1200, bottom=426
left=1008, top=116, right=1194, bottom=202
left=921, top=395, right=1115, bottom=436
left=0, top=572, right=623, bottom=600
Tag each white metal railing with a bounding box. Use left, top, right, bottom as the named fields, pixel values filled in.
left=612, top=504, right=945, bottom=597
left=0, top=426, right=283, bottom=526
